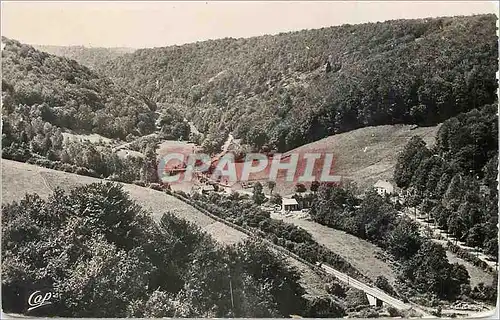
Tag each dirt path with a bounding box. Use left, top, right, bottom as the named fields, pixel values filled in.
left=403, top=207, right=496, bottom=269
left=400, top=206, right=497, bottom=286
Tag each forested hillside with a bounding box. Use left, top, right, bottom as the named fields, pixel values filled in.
left=1, top=38, right=163, bottom=184
left=33, top=45, right=136, bottom=70
left=2, top=37, right=156, bottom=140
left=394, top=104, right=498, bottom=256
left=102, top=14, right=497, bottom=152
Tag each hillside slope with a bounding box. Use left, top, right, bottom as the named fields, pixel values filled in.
left=287, top=123, right=440, bottom=191
left=271, top=212, right=397, bottom=283
left=1, top=159, right=331, bottom=298
left=229, top=124, right=440, bottom=195
left=102, top=14, right=497, bottom=152
left=1, top=159, right=242, bottom=244
left=2, top=37, right=155, bottom=139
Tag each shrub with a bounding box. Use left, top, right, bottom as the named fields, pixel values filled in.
left=1, top=183, right=307, bottom=317
left=304, top=296, right=346, bottom=318
left=148, top=183, right=163, bottom=191
left=345, top=288, right=370, bottom=308
left=132, top=180, right=146, bottom=187
left=387, top=306, right=401, bottom=317
left=375, top=275, right=396, bottom=296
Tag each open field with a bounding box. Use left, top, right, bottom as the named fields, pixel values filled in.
left=1, top=159, right=329, bottom=298
left=271, top=212, right=397, bottom=284
left=156, top=140, right=199, bottom=158
left=2, top=159, right=239, bottom=241
left=286, top=124, right=440, bottom=191
left=62, top=132, right=115, bottom=145
left=233, top=124, right=440, bottom=195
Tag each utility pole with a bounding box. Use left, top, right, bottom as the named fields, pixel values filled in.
left=229, top=268, right=235, bottom=315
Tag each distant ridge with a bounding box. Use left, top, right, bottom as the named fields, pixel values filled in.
left=101, top=14, right=497, bottom=152
left=33, top=44, right=136, bottom=69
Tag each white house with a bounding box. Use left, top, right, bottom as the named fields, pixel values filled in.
left=374, top=180, right=394, bottom=196
left=201, top=185, right=215, bottom=194
left=191, top=184, right=216, bottom=195
left=282, top=198, right=299, bottom=213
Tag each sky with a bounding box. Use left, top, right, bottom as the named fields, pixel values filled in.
left=1, top=1, right=498, bottom=48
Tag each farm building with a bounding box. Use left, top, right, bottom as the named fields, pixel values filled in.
left=191, top=184, right=216, bottom=195
left=201, top=185, right=215, bottom=194
left=282, top=198, right=299, bottom=213
left=374, top=180, right=394, bottom=196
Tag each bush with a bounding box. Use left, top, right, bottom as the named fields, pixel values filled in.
left=325, top=280, right=346, bottom=298
left=132, top=180, right=146, bottom=187
left=470, top=282, right=497, bottom=304
left=387, top=306, right=401, bottom=317
left=375, top=275, right=396, bottom=296
left=270, top=193, right=283, bottom=205
left=304, top=296, right=345, bottom=318
left=148, top=183, right=163, bottom=191
left=1, top=183, right=308, bottom=317
left=345, top=288, right=370, bottom=308
left=295, top=183, right=307, bottom=193
left=174, top=190, right=188, bottom=198
left=357, top=308, right=379, bottom=318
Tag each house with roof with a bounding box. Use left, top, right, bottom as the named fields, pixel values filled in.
left=191, top=184, right=216, bottom=195
left=374, top=180, right=394, bottom=196
left=282, top=198, right=299, bottom=213
left=201, top=184, right=216, bottom=194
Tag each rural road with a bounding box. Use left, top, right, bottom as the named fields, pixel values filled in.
left=400, top=206, right=497, bottom=270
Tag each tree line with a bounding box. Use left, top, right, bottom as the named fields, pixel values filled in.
left=1, top=104, right=159, bottom=185
left=394, top=104, right=498, bottom=256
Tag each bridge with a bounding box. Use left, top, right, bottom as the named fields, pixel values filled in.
left=318, top=263, right=432, bottom=316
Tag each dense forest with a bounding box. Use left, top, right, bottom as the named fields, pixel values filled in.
left=394, top=104, right=498, bottom=256
left=2, top=37, right=156, bottom=140
left=1, top=38, right=168, bottom=184
left=2, top=183, right=311, bottom=317
left=101, top=14, right=497, bottom=151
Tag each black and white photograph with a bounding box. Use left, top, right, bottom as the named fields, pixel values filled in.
left=1, top=1, right=499, bottom=318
